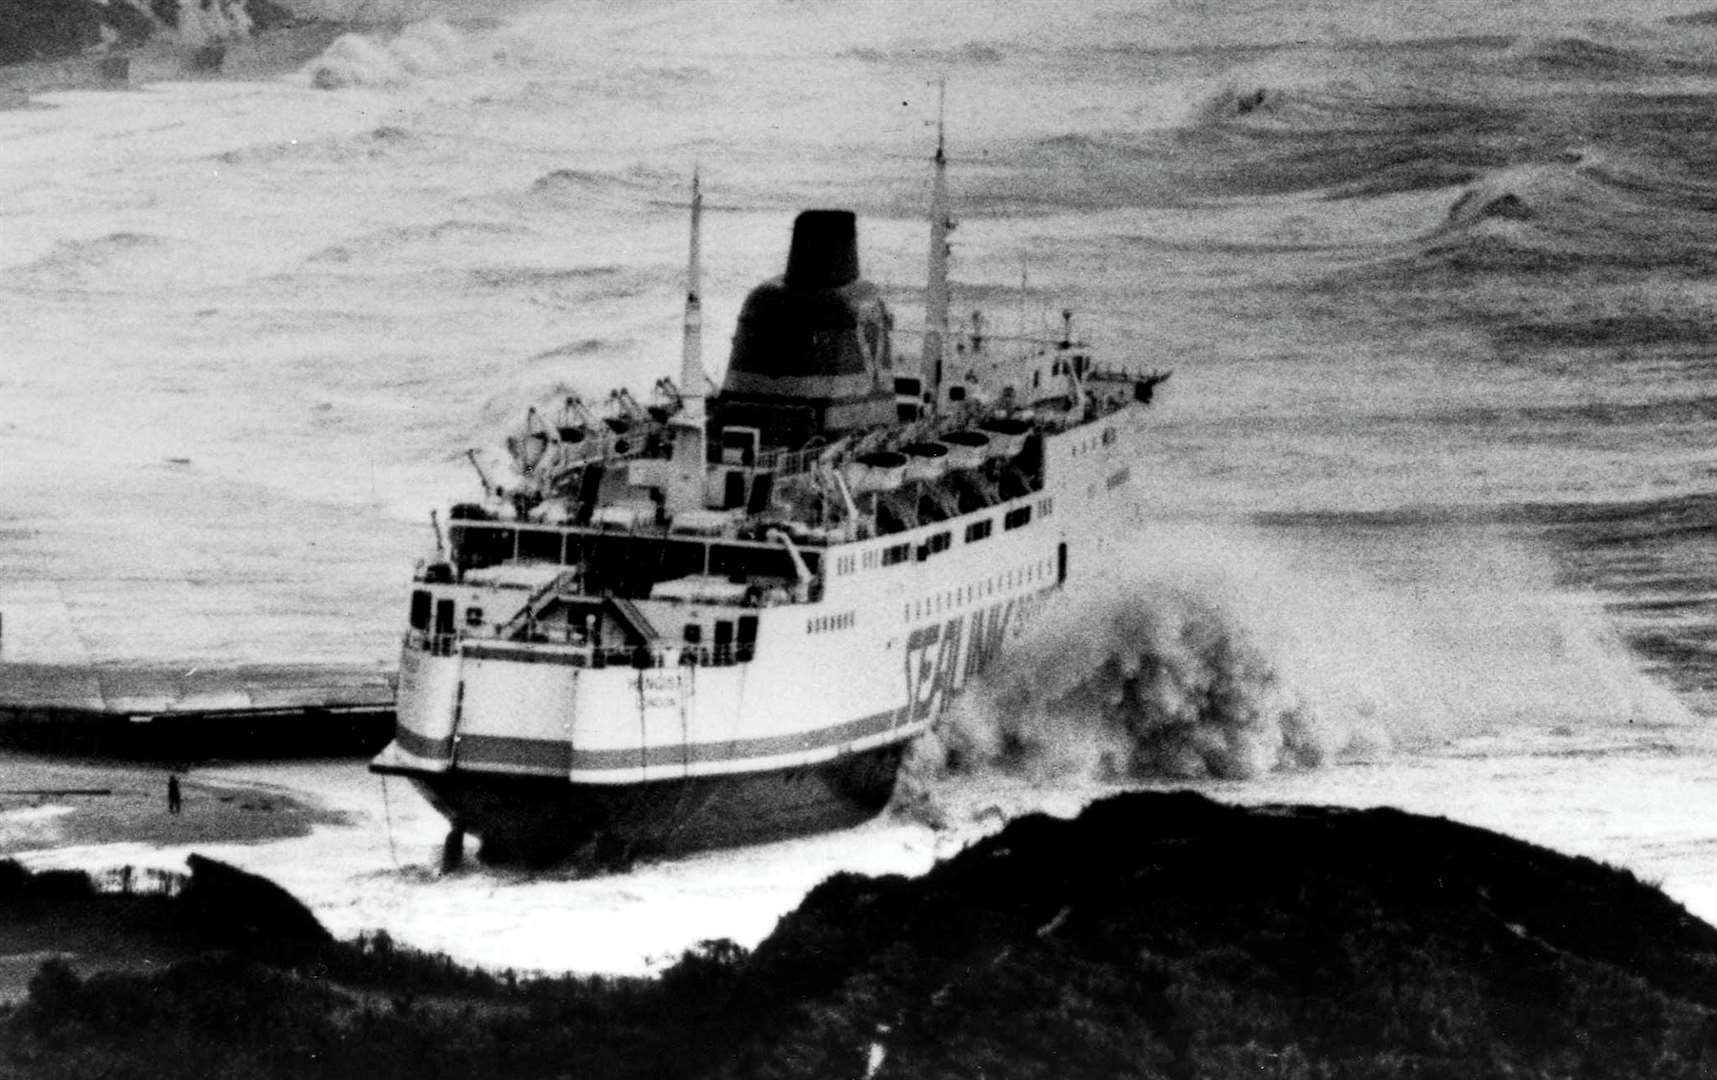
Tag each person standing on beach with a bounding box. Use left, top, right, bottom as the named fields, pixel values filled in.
left=167, top=775, right=181, bottom=815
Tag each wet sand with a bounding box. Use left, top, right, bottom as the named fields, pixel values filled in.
left=0, top=753, right=351, bottom=1002
left=0, top=754, right=348, bottom=857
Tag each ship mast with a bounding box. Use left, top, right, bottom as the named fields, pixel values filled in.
left=922, top=81, right=952, bottom=417
left=681, top=168, right=706, bottom=422
left=666, top=170, right=707, bottom=516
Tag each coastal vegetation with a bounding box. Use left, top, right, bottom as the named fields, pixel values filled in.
left=5, top=791, right=1717, bottom=1078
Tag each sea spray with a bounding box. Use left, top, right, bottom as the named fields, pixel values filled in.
left=308, top=20, right=467, bottom=89
left=907, top=533, right=1374, bottom=791
left=895, top=517, right=1688, bottom=829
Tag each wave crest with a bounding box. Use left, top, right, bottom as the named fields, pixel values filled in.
left=1506, top=34, right=1653, bottom=75
left=896, top=519, right=1688, bottom=832
left=926, top=580, right=1337, bottom=783
left=307, top=20, right=467, bottom=89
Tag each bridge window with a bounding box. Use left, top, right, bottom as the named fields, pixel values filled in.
left=1004, top=506, right=1032, bottom=530
left=451, top=524, right=516, bottom=571
left=964, top=519, right=992, bottom=543
left=882, top=543, right=912, bottom=567
left=409, top=590, right=431, bottom=631
left=519, top=529, right=562, bottom=563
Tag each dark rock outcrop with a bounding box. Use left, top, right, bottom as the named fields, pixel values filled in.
left=7, top=792, right=1717, bottom=1079
left=179, top=853, right=331, bottom=955
left=0, top=0, right=301, bottom=67
left=719, top=792, right=1717, bottom=1077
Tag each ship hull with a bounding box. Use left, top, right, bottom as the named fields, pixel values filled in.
left=382, top=741, right=905, bottom=867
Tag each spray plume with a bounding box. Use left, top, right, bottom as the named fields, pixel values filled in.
left=897, top=517, right=1687, bottom=826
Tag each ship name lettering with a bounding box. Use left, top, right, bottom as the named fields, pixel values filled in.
left=899, top=617, right=962, bottom=726
left=899, top=588, right=1054, bottom=726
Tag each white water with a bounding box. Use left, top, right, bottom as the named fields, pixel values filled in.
left=13, top=512, right=1713, bottom=977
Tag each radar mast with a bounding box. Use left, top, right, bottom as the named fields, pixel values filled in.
left=922, top=81, right=952, bottom=416
left=666, top=170, right=707, bottom=515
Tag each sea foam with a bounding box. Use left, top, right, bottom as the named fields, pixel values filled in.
left=898, top=516, right=1689, bottom=823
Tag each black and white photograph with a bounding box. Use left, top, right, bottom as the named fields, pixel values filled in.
left=2, top=0, right=1717, bottom=1075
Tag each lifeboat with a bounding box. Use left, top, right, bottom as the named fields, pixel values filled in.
left=938, top=429, right=989, bottom=470
left=978, top=416, right=1031, bottom=457
left=842, top=449, right=908, bottom=492
left=902, top=441, right=950, bottom=482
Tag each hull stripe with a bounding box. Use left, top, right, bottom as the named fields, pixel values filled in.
left=394, top=710, right=901, bottom=773
left=395, top=726, right=453, bottom=761
left=461, top=734, right=572, bottom=772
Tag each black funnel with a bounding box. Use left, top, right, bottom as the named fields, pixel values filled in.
left=784, top=210, right=859, bottom=290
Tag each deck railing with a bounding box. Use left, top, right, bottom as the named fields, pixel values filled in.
left=404, top=630, right=753, bottom=668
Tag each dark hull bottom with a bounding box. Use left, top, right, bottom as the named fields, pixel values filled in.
left=407, top=744, right=906, bottom=868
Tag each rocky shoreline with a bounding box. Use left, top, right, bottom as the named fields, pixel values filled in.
left=0, top=0, right=340, bottom=103
left=4, top=790, right=1716, bottom=1078
left=0, top=0, right=301, bottom=68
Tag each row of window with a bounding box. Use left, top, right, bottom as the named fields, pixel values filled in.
left=1068, top=426, right=1119, bottom=457
left=902, top=557, right=1055, bottom=623
left=807, top=611, right=855, bottom=634
left=840, top=497, right=1057, bottom=575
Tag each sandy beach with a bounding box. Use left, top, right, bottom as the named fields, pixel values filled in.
left=0, top=751, right=349, bottom=1003
left=0, top=754, right=347, bottom=857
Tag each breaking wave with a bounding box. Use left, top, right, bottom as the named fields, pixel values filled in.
left=307, top=20, right=468, bottom=88
left=1322, top=150, right=1717, bottom=285
left=924, top=579, right=1344, bottom=784
left=987, top=25, right=1717, bottom=213
left=993, top=75, right=1514, bottom=208
left=522, top=166, right=693, bottom=210
left=896, top=519, right=1690, bottom=827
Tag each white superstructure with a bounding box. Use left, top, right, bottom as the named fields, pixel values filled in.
left=372, top=130, right=1167, bottom=866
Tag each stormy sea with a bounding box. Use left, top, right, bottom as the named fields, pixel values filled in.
left=2, top=0, right=1715, bottom=975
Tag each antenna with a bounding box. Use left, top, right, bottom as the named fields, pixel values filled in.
left=680, top=167, right=705, bottom=423
left=921, top=79, right=952, bottom=417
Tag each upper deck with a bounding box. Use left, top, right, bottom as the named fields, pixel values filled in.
left=441, top=358, right=1163, bottom=588
left=406, top=171, right=1167, bottom=670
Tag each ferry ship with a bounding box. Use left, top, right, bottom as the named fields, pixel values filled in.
left=370, top=125, right=1167, bottom=867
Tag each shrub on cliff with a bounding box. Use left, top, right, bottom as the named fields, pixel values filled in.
left=7, top=793, right=1717, bottom=1078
